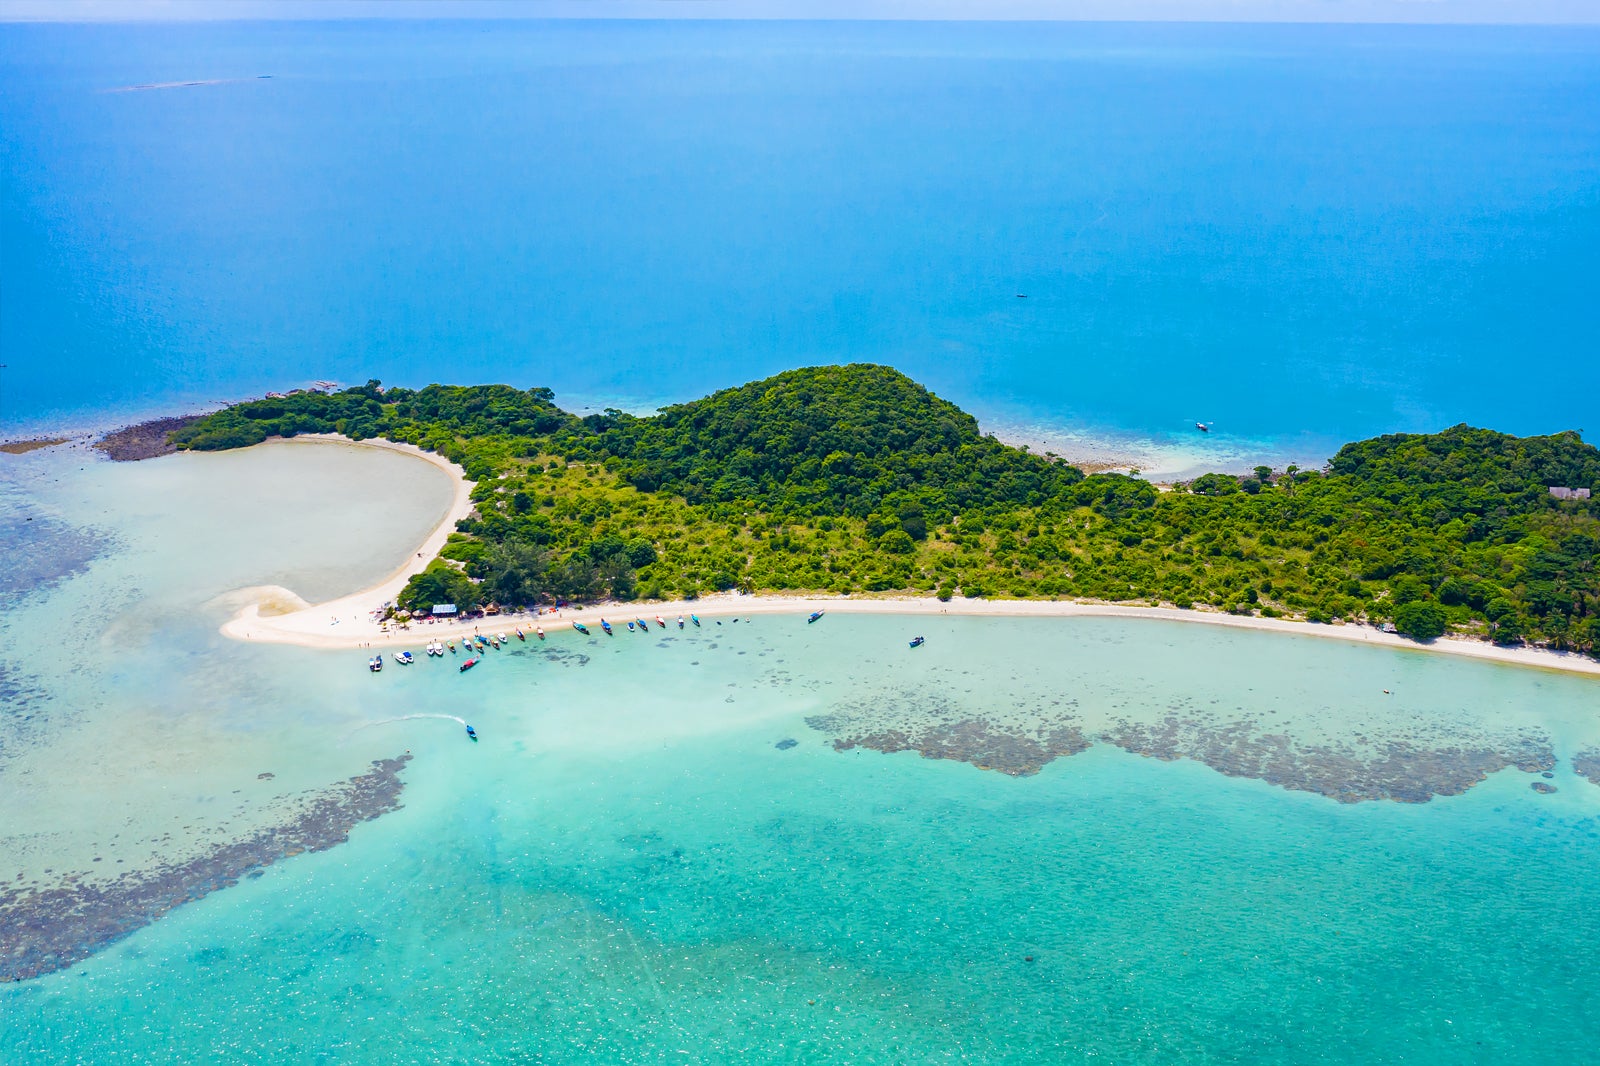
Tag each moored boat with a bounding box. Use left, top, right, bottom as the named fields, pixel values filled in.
left=602, top=619, right=614, bottom=635
left=368, top=655, right=383, bottom=673
left=572, top=622, right=589, bottom=634
left=515, top=628, right=525, bottom=641
left=677, top=615, right=685, bottom=629
left=536, top=626, right=545, bottom=639
left=447, top=639, right=457, bottom=653
left=626, top=621, right=636, bottom=632
left=807, top=610, right=825, bottom=624
left=636, top=618, right=649, bottom=631
left=394, top=651, right=415, bottom=665
left=691, top=614, right=701, bottom=627
left=460, top=657, right=478, bottom=672
left=655, top=615, right=665, bottom=628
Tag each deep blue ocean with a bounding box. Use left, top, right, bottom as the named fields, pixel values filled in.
left=3, top=20, right=1598, bottom=466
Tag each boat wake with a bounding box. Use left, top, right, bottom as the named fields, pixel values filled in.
left=346, top=713, right=468, bottom=741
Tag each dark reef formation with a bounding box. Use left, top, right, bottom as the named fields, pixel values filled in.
left=815, top=713, right=1089, bottom=777
left=94, top=415, right=204, bottom=461
left=0, top=755, right=410, bottom=983
left=1574, top=750, right=1600, bottom=787
left=1101, top=715, right=1553, bottom=804
left=806, top=699, right=1556, bottom=803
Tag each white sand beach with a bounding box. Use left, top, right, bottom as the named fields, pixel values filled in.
left=217, top=438, right=1600, bottom=679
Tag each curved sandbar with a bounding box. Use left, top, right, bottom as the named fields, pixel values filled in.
left=220, top=435, right=475, bottom=647
left=216, top=437, right=1599, bottom=679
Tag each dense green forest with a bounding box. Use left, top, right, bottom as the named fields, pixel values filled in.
left=170, top=366, right=1600, bottom=655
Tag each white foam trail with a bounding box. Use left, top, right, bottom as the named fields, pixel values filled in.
left=346, top=713, right=469, bottom=742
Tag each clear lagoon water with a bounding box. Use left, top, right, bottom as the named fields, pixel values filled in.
left=4, top=21, right=1600, bottom=1063
left=3, top=441, right=1600, bottom=1063
left=3, top=21, right=1599, bottom=471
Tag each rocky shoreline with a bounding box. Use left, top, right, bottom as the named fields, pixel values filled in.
left=93, top=415, right=204, bottom=461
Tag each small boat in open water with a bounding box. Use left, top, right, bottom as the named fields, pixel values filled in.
left=465, top=724, right=478, bottom=741
left=909, top=636, right=925, bottom=648
left=807, top=610, right=825, bottom=624
left=394, top=651, right=415, bottom=666
left=368, top=655, right=383, bottom=673
left=572, top=622, right=589, bottom=634
left=460, top=657, right=478, bottom=673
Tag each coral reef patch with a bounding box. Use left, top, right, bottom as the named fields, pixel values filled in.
left=0, top=755, right=411, bottom=983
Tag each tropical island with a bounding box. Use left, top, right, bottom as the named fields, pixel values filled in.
left=170, top=364, right=1600, bottom=658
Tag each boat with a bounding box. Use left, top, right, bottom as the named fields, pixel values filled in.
left=572, top=622, right=589, bottom=634
left=807, top=610, right=825, bottom=624
left=515, top=628, right=525, bottom=641
left=394, top=651, right=415, bottom=665
left=447, top=639, right=457, bottom=653
left=1195, top=422, right=1210, bottom=432
left=909, top=636, right=925, bottom=648
left=465, top=724, right=478, bottom=741
left=499, top=633, right=511, bottom=645
left=536, top=626, right=545, bottom=640
left=368, top=655, right=383, bottom=673
left=636, top=618, right=649, bottom=631
left=601, top=619, right=614, bottom=635
left=655, top=615, right=665, bottom=628
left=626, top=621, right=636, bottom=632
left=677, top=616, right=685, bottom=629
left=691, top=614, right=701, bottom=627
left=460, top=657, right=478, bottom=673
left=488, top=635, right=499, bottom=649
left=426, top=641, right=443, bottom=657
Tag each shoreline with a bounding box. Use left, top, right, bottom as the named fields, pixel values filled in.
left=215, top=437, right=1600, bottom=679
left=232, top=589, right=1600, bottom=679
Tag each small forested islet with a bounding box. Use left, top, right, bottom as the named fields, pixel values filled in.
left=170, top=365, right=1600, bottom=655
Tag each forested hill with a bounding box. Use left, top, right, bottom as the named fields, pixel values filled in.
left=560, top=364, right=1085, bottom=515
left=167, top=366, right=1600, bottom=655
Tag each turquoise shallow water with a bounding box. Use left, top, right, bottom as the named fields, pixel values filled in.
left=4, top=443, right=1600, bottom=1063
